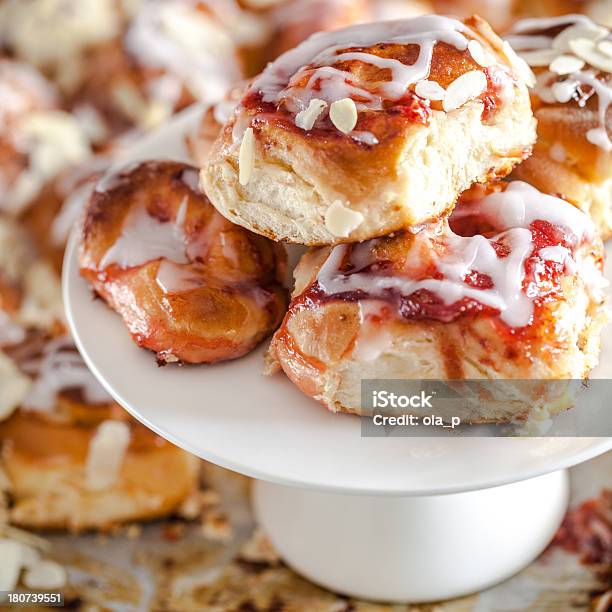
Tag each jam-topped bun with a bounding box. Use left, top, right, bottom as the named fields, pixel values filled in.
left=268, top=181, right=608, bottom=422
left=0, top=59, right=92, bottom=216
left=0, top=334, right=199, bottom=531
left=79, top=160, right=287, bottom=365
left=202, top=15, right=536, bottom=245
left=506, top=15, right=612, bottom=238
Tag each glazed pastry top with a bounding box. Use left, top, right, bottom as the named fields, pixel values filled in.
left=230, top=14, right=534, bottom=145
left=297, top=181, right=605, bottom=329
left=506, top=14, right=612, bottom=151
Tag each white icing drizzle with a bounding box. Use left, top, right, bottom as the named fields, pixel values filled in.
left=506, top=15, right=612, bottom=151
left=51, top=157, right=110, bottom=247
left=316, top=182, right=601, bottom=329
left=124, top=0, right=242, bottom=107
left=457, top=181, right=595, bottom=241
left=245, top=14, right=508, bottom=133
left=52, top=182, right=95, bottom=247
left=100, top=197, right=189, bottom=269
left=21, top=337, right=110, bottom=412
left=156, top=260, right=203, bottom=294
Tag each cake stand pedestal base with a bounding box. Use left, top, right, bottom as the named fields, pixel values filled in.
left=253, top=469, right=568, bottom=603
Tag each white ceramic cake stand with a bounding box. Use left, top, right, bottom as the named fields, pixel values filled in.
left=63, top=105, right=612, bottom=603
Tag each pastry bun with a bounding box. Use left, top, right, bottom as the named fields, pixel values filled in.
left=506, top=15, right=612, bottom=238
left=202, top=15, right=536, bottom=245
left=0, top=59, right=91, bottom=217
left=0, top=335, right=198, bottom=531
left=79, top=160, right=287, bottom=364
left=269, top=181, right=608, bottom=421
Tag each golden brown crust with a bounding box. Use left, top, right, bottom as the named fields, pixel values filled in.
left=203, top=15, right=536, bottom=244
left=0, top=409, right=199, bottom=531
left=506, top=15, right=612, bottom=237
left=269, top=181, right=607, bottom=421
left=79, top=160, right=288, bottom=364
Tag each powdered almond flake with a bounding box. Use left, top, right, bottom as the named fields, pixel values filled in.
left=502, top=41, right=537, bottom=87
left=23, top=560, right=67, bottom=590
left=238, top=127, right=255, bottom=186
left=85, top=420, right=131, bottom=490
left=549, top=54, right=585, bottom=75
left=468, top=39, right=493, bottom=68
left=569, top=37, right=612, bottom=73
left=599, top=40, right=612, bottom=59
left=443, top=70, right=487, bottom=112
left=329, top=98, right=358, bottom=134
left=0, top=539, right=22, bottom=591
left=295, top=98, right=327, bottom=130
left=325, top=200, right=364, bottom=238
left=552, top=23, right=608, bottom=53
left=414, top=80, right=446, bottom=101
left=520, top=48, right=560, bottom=67
left=552, top=79, right=577, bottom=103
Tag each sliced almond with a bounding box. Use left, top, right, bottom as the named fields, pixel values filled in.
left=414, top=80, right=446, bottom=101
left=519, top=48, right=561, bottom=67
left=23, top=560, right=67, bottom=590
left=329, top=98, right=358, bottom=134
left=443, top=70, right=487, bottom=112
left=502, top=41, right=536, bottom=87
left=295, top=98, right=327, bottom=131
left=468, top=39, right=493, bottom=68
left=0, top=539, right=22, bottom=591
left=549, top=54, right=585, bottom=75
left=85, top=420, right=131, bottom=491
left=551, top=79, right=577, bottom=103
left=569, top=37, right=612, bottom=72
left=238, top=127, right=255, bottom=186
left=552, top=23, right=608, bottom=53
left=324, top=200, right=364, bottom=238
left=586, top=127, right=612, bottom=152
left=599, top=40, right=612, bottom=59
left=549, top=142, right=566, bottom=162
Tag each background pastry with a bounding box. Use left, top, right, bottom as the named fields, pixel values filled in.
left=79, top=160, right=287, bottom=364
left=0, top=59, right=92, bottom=217
left=431, top=1, right=611, bottom=30
left=202, top=15, right=536, bottom=245
left=506, top=15, right=612, bottom=238
left=0, top=215, right=64, bottom=344
left=0, top=334, right=199, bottom=531
left=0, top=0, right=264, bottom=135
left=20, top=157, right=110, bottom=273
left=269, top=181, right=607, bottom=422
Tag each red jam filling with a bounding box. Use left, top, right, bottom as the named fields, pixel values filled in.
left=295, top=219, right=579, bottom=329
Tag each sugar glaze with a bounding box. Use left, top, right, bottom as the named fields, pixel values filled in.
left=316, top=182, right=602, bottom=329
left=21, top=336, right=110, bottom=412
